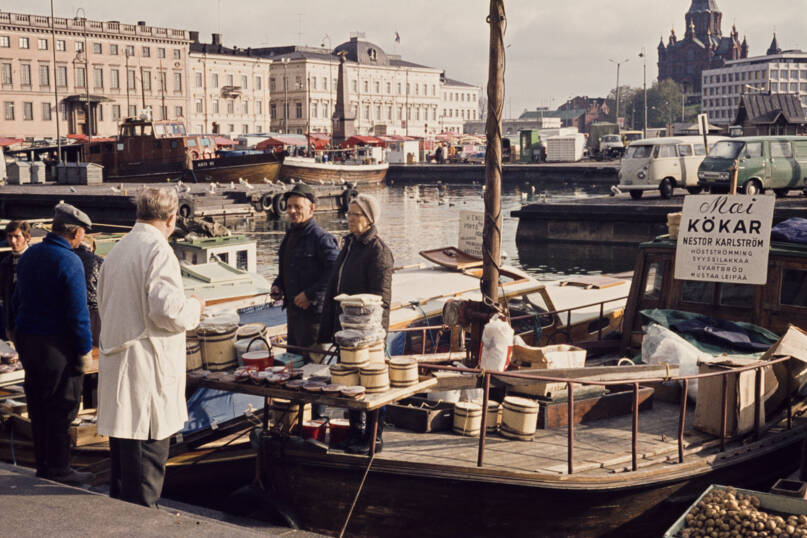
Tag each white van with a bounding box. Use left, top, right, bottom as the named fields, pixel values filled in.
left=618, top=136, right=726, bottom=200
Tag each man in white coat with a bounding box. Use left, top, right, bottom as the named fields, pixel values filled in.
left=97, top=187, right=203, bottom=507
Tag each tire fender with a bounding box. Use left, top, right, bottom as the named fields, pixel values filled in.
left=260, top=192, right=274, bottom=212
left=273, top=192, right=288, bottom=217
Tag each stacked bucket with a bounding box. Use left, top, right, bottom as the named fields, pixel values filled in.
left=333, top=294, right=389, bottom=393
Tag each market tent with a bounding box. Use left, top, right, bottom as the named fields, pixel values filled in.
left=255, top=135, right=309, bottom=151
left=342, top=135, right=383, bottom=148
left=214, top=136, right=237, bottom=146
left=307, top=133, right=331, bottom=149
left=0, top=137, right=24, bottom=147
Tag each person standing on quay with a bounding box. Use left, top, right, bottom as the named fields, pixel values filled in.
left=73, top=236, right=103, bottom=346
left=12, top=204, right=94, bottom=484
left=0, top=220, right=31, bottom=340
left=97, top=187, right=203, bottom=507
left=271, top=183, right=339, bottom=360
left=319, top=193, right=394, bottom=454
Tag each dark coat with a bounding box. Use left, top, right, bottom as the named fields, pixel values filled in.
left=272, top=218, right=339, bottom=316
left=319, top=226, right=394, bottom=343
left=0, top=252, right=16, bottom=335
left=12, top=233, right=92, bottom=357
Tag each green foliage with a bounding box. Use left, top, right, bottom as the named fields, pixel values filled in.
left=605, top=79, right=700, bottom=129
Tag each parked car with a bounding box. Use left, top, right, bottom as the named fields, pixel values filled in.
left=618, top=136, right=726, bottom=200
left=697, top=136, right=807, bottom=195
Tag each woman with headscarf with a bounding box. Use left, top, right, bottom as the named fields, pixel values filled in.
left=319, top=193, right=394, bottom=454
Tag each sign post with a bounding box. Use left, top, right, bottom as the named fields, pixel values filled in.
left=674, top=194, right=775, bottom=285
left=697, top=113, right=710, bottom=155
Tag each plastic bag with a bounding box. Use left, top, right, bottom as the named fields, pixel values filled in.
left=198, top=307, right=240, bottom=333
left=642, top=323, right=711, bottom=402
left=339, top=311, right=383, bottom=329
left=479, top=316, right=514, bottom=372
left=335, top=293, right=383, bottom=306
left=341, top=303, right=384, bottom=317
left=334, top=328, right=387, bottom=348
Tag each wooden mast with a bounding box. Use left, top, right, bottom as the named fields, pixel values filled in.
left=481, top=0, right=506, bottom=305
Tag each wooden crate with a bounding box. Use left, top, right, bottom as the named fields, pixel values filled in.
left=538, top=386, right=654, bottom=429
left=386, top=397, right=454, bottom=433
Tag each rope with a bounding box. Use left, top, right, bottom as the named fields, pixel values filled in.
left=411, top=302, right=437, bottom=350
left=338, top=452, right=376, bottom=538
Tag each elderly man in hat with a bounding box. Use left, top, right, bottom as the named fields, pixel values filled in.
left=97, top=187, right=203, bottom=508
left=12, top=203, right=94, bottom=485
left=271, top=183, right=339, bottom=360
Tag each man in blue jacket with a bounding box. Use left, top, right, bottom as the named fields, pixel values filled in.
left=12, top=203, right=94, bottom=485
left=271, top=183, right=339, bottom=360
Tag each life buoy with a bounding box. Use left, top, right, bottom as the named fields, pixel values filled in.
left=260, top=192, right=274, bottom=212
left=272, top=192, right=288, bottom=218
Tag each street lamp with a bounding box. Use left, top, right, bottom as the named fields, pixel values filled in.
left=281, top=57, right=290, bottom=133
left=608, top=57, right=629, bottom=130
left=321, top=34, right=333, bottom=136
left=639, top=48, right=647, bottom=138
left=74, top=8, right=91, bottom=142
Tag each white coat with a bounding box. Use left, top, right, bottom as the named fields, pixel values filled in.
left=96, top=222, right=201, bottom=440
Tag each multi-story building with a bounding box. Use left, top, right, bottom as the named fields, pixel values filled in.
left=701, top=39, right=807, bottom=125
left=0, top=11, right=190, bottom=139
left=188, top=33, right=272, bottom=136
left=255, top=36, right=479, bottom=137
left=441, top=78, right=481, bottom=134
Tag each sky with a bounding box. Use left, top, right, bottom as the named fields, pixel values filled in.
left=5, top=0, right=806, bottom=117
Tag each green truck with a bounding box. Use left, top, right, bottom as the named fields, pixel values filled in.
left=697, top=136, right=807, bottom=195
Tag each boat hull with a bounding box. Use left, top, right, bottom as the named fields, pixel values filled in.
left=104, top=153, right=282, bottom=183
left=258, top=432, right=804, bottom=537
left=279, top=160, right=388, bottom=185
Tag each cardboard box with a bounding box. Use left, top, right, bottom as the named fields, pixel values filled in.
left=511, top=344, right=587, bottom=397
left=693, top=356, right=765, bottom=438
left=760, top=324, right=807, bottom=414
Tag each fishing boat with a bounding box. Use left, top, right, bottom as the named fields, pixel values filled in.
left=279, top=154, right=388, bottom=187
left=81, top=117, right=283, bottom=183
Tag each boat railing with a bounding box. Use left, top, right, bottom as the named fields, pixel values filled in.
left=417, top=356, right=796, bottom=475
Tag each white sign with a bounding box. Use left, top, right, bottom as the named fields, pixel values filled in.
left=458, top=210, right=484, bottom=258
left=674, top=194, right=775, bottom=285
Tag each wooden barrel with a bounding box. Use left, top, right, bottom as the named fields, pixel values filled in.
left=236, top=322, right=267, bottom=341
left=486, top=400, right=502, bottom=432
left=197, top=325, right=238, bottom=371
left=359, top=364, right=389, bottom=393
left=389, top=357, right=418, bottom=388
left=501, top=396, right=539, bottom=441
left=340, top=346, right=369, bottom=368
left=186, top=338, right=202, bottom=371
left=330, top=364, right=359, bottom=386
left=272, top=398, right=311, bottom=432
left=453, top=402, right=482, bottom=437
left=368, top=340, right=386, bottom=365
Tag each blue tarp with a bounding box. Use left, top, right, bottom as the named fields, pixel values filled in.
left=771, top=218, right=807, bottom=244
left=181, top=387, right=265, bottom=435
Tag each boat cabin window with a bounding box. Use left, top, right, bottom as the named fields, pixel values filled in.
left=153, top=140, right=162, bottom=149
left=694, top=144, right=706, bottom=156
left=681, top=281, right=715, bottom=304
left=654, top=144, right=678, bottom=158
left=186, top=139, right=197, bottom=147
left=625, top=145, right=652, bottom=159
left=89, top=144, right=101, bottom=154
left=781, top=269, right=807, bottom=308
left=718, top=284, right=754, bottom=308
left=200, top=138, right=211, bottom=147
left=170, top=140, right=178, bottom=149
left=236, top=250, right=248, bottom=270
left=677, top=144, right=693, bottom=157
left=643, top=262, right=664, bottom=300
left=217, top=252, right=229, bottom=264
left=153, top=124, right=166, bottom=137
left=744, top=142, right=763, bottom=158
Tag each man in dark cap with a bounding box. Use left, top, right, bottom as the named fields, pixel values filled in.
left=12, top=202, right=94, bottom=485
left=271, top=183, right=339, bottom=361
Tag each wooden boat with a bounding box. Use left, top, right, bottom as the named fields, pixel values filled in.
left=279, top=156, right=388, bottom=186
left=82, top=117, right=283, bottom=183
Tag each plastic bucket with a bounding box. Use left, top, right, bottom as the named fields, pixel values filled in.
left=242, top=350, right=273, bottom=370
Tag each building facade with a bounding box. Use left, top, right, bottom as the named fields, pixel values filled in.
left=657, top=0, right=748, bottom=93
left=0, top=11, right=190, bottom=139
left=188, top=33, right=272, bottom=136
left=701, top=45, right=807, bottom=125
left=441, top=78, right=481, bottom=134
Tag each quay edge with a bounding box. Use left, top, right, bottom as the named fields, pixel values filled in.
left=387, top=162, right=618, bottom=185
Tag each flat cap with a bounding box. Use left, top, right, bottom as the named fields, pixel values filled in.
left=283, top=182, right=317, bottom=204
left=53, top=202, right=92, bottom=231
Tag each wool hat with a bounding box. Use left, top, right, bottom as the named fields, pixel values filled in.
left=283, top=182, right=317, bottom=204
left=352, top=193, right=380, bottom=224
left=53, top=202, right=92, bottom=231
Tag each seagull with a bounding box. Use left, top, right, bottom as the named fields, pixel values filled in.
left=110, top=185, right=121, bottom=193
left=208, top=183, right=216, bottom=193
left=229, top=181, right=235, bottom=189
left=610, top=185, right=623, bottom=197
left=69, top=186, right=77, bottom=193
left=319, top=179, right=325, bottom=185
left=262, top=177, right=271, bottom=184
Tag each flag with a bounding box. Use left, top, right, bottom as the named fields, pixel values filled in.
left=394, top=31, right=401, bottom=43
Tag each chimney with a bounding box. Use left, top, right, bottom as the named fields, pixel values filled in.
left=212, top=33, right=222, bottom=46
left=188, top=30, right=199, bottom=43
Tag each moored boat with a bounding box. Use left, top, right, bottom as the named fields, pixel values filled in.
left=279, top=156, right=388, bottom=186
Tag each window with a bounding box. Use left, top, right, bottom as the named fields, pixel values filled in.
left=75, top=41, right=84, bottom=53
left=375, top=105, right=381, bottom=120
left=311, top=102, right=317, bottom=118
left=173, top=72, right=182, bottom=92
left=771, top=141, right=793, bottom=158
left=110, top=44, right=118, bottom=55
left=39, top=65, right=50, bottom=87
left=295, top=102, right=302, bottom=118
left=20, top=64, right=31, bottom=87
left=4, top=101, right=14, bottom=120
left=142, top=70, right=151, bottom=91
left=173, top=49, right=181, bottom=60
left=241, top=75, right=248, bottom=89
left=229, top=124, right=234, bottom=133
left=242, top=124, right=249, bottom=133
left=718, top=284, right=753, bottom=308
left=270, top=103, right=276, bottom=118
left=782, top=269, right=807, bottom=307
left=256, top=100, right=262, bottom=114
left=128, top=104, right=136, bottom=117
left=195, top=72, right=202, bottom=88
left=92, top=42, right=102, bottom=54
left=226, top=74, right=234, bottom=86
left=159, top=106, right=167, bottom=120
left=142, top=46, right=150, bottom=57
left=23, top=102, right=33, bottom=120
left=352, top=80, right=357, bottom=92
left=175, top=106, right=183, bottom=118
left=42, top=102, right=52, bottom=121
left=38, top=38, right=49, bottom=50
left=1, top=63, right=11, bottom=85
left=227, top=100, right=234, bottom=113
left=236, top=250, right=248, bottom=270
left=364, top=104, right=369, bottom=120
left=124, top=45, right=134, bottom=57
left=157, top=47, right=166, bottom=59
left=242, top=101, right=248, bottom=115
left=0, top=36, right=9, bottom=48
left=790, top=83, right=798, bottom=92
left=694, top=144, right=706, bottom=156
left=374, top=81, right=379, bottom=93
left=93, top=67, right=103, bottom=89
left=75, top=66, right=86, bottom=88
left=212, top=73, right=219, bottom=88
left=654, top=144, right=678, bottom=158
left=681, top=281, right=715, bottom=304
left=110, top=69, right=119, bottom=89
left=213, top=99, right=219, bottom=113
left=56, top=65, right=67, bottom=87
left=19, top=37, right=29, bottom=49
left=112, top=104, right=121, bottom=120
left=255, top=75, right=261, bottom=90
left=56, top=39, right=66, bottom=51
left=97, top=104, right=103, bottom=121
left=270, top=77, right=276, bottom=91
left=195, top=99, right=203, bottom=113
left=771, top=70, right=779, bottom=80
left=127, top=69, right=136, bottom=89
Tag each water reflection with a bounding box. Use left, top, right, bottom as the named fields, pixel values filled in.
left=237, top=183, right=626, bottom=283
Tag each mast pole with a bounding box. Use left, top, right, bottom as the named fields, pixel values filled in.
left=481, top=0, right=506, bottom=304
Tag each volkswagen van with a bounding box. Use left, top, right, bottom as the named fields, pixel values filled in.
left=697, top=136, right=807, bottom=195
left=618, top=136, right=726, bottom=200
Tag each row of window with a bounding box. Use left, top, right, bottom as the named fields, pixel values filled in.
left=2, top=100, right=182, bottom=121
left=0, top=62, right=182, bottom=92
left=0, top=34, right=181, bottom=59
left=443, top=91, right=477, bottom=103
left=704, top=68, right=807, bottom=86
